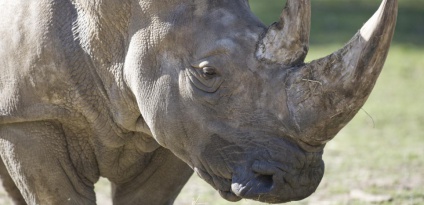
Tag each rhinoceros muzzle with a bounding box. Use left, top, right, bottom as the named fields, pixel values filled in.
left=230, top=152, right=324, bottom=203
left=195, top=133, right=324, bottom=203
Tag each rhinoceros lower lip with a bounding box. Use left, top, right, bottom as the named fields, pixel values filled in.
left=218, top=190, right=242, bottom=202
left=296, top=138, right=326, bottom=152
left=230, top=176, right=293, bottom=203
left=194, top=167, right=238, bottom=200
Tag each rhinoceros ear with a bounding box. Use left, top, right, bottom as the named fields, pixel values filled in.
left=256, top=0, right=311, bottom=66
left=285, top=0, right=398, bottom=147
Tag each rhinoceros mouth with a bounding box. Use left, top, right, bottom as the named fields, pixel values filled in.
left=191, top=132, right=325, bottom=203
left=230, top=161, right=325, bottom=203
left=194, top=152, right=324, bottom=203
left=194, top=167, right=242, bottom=202
left=218, top=190, right=242, bottom=202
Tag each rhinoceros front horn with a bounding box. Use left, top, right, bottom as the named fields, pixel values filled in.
left=258, top=0, right=398, bottom=148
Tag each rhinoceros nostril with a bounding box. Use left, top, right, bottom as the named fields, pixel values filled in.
left=255, top=174, right=274, bottom=190
left=251, top=161, right=279, bottom=190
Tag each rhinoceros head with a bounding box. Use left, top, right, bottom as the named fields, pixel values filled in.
left=124, top=0, right=397, bottom=203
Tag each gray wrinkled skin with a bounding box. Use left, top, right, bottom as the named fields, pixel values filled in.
left=0, top=0, right=397, bottom=204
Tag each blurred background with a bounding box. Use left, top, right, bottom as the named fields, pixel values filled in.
left=1, top=0, right=423, bottom=205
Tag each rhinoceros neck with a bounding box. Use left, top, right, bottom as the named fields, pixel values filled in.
left=71, top=0, right=194, bottom=133
left=71, top=0, right=150, bottom=134
left=67, top=0, right=165, bottom=181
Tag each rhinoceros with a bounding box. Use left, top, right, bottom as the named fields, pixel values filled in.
left=0, top=0, right=397, bottom=204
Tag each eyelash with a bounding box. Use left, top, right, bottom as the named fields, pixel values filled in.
left=201, top=67, right=217, bottom=78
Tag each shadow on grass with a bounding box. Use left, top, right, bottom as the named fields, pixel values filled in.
left=250, top=0, right=424, bottom=46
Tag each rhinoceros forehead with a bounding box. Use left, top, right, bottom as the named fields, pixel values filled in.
left=192, top=1, right=263, bottom=37
left=193, top=0, right=249, bottom=16
left=189, top=16, right=263, bottom=68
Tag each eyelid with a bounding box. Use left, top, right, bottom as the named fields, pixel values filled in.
left=191, top=60, right=210, bottom=68
left=186, top=69, right=223, bottom=93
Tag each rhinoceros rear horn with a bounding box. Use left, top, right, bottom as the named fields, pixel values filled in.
left=256, top=0, right=311, bottom=66
left=284, top=0, right=398, bottom=147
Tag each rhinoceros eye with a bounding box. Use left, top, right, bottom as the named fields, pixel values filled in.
left=202, top=67, right=217, bottom=78
left=187, top=64, right=223, bottom=93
